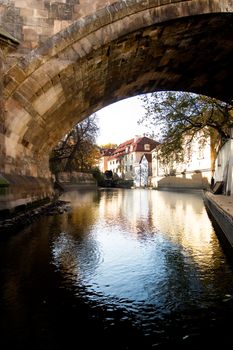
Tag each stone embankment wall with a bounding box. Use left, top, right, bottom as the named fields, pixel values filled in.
left=0, top=173, right=53, bottom=212
left=204, top=192, right=233, bottom=254
left=57, top=171, right=97, bottom=190
left=157, top=174, right=209, bottom=190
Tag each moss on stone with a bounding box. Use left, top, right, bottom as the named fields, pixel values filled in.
left=0, top=175, right=9, bottom=187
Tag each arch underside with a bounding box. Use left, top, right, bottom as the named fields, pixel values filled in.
left=3, top=8, right=233, bottom=176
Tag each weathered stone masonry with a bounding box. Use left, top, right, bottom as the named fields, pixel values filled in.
left=0, top=0, right=233, bottom=211
left=0, top=28, right=19, bottom=198
left=0, top=0, right=115, bottom=57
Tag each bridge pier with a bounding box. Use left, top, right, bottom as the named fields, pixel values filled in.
left=0, top=30, right=54, bottom=214
left=0, top=133, right=54, bottom=214
left=0, top=173, right=54, bottom=215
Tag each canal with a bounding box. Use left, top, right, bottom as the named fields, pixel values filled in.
left=0, top=188, right=233, bottom=349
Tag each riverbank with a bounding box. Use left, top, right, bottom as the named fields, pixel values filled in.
left=203, top=191, right=233, bottom=256
left=0, top=200, right=71, bottom=235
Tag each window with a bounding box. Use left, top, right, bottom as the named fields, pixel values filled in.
left=130, top=165, right=133, bottom=171
left=144, top=144, right=150, bottom=151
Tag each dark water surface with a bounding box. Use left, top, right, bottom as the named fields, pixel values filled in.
left=1, top=188, right=233, bottom=349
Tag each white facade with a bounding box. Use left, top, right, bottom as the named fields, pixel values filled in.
left=107, top=157, right=122, bottom=176
left=107, top=150, right=150, bottom=181
left=214, top=127, right=233, bottom=195
left=106, top=136, right=158, bottom=185
left=151, top=132, right=212, bottom=188
left=98, top=157, right=105, bottom=173
left=134, top=155, right=152, bottom=187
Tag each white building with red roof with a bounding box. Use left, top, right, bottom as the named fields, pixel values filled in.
left=107, top=135, right=159, bottom=185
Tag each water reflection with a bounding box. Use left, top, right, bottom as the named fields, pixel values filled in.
left=52, top=188, right=233, bottom=320
left=52, top=191, right=101, bottom=283
left=1, top=188, right=233, bottom=349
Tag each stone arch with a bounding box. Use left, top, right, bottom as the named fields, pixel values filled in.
left=2, top=0, right=233, bottom=180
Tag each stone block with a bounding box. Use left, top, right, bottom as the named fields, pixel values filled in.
left=34, top=9, right=48, bottom=18
left=18, top=76, right=41, bottom=100
left=23, top=27, right=39, bottom=42
left=19, top=7, right=34, bottom=18
left=33, top=83, right=63, bottom=116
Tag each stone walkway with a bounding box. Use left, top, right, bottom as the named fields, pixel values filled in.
left=205, top=192, right=233, bottom=219
left=204, top=191, right=233, bottom=250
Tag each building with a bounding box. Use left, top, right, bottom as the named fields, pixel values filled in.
left=98, top=131, right=213, bottom=190
left=151, top=131, right=212, bottom=189
left=134, top=154, right=153, bottom=187
left=98, top=148, right=115, bottom=173
left=106, top=136, right=159, bottom=186
left=213, top=126, right=233, bottom=195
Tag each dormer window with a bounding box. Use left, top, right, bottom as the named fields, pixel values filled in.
left=125, top=147, right=129, bottom=153
left=144, top=144, right=150, bottom=151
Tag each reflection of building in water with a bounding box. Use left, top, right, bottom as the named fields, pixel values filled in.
left=50, top=188, right=224, bottom=308
left=98, top=189, right=215, bottom=268
left=98, top=189, right=153, bottom=235
left=149, top=191, right=215, bottom=267
left=52, top=190, right=101, bottom=280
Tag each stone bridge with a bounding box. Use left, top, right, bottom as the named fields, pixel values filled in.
left=0, top=0, right=233, bottom=212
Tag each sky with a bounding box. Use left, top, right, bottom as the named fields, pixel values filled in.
left=96, top=96, right=148, bottom=146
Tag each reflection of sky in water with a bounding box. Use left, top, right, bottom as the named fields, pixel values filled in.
left=52, top=189, right=232, bottom=316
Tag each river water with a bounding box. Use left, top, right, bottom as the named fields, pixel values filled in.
left=1, top=188, right=233, bottom=349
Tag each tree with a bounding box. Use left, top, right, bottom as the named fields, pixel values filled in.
left=100, top=143, right=118, bottom=149
left=138, top=91, right=233, bottom=170
left=49, top=113, right=100, bottom=176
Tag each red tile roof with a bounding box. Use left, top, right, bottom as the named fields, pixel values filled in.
left=108, top=136, right=160, bottom=160
left=140, top=153, right=152, bottom=163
